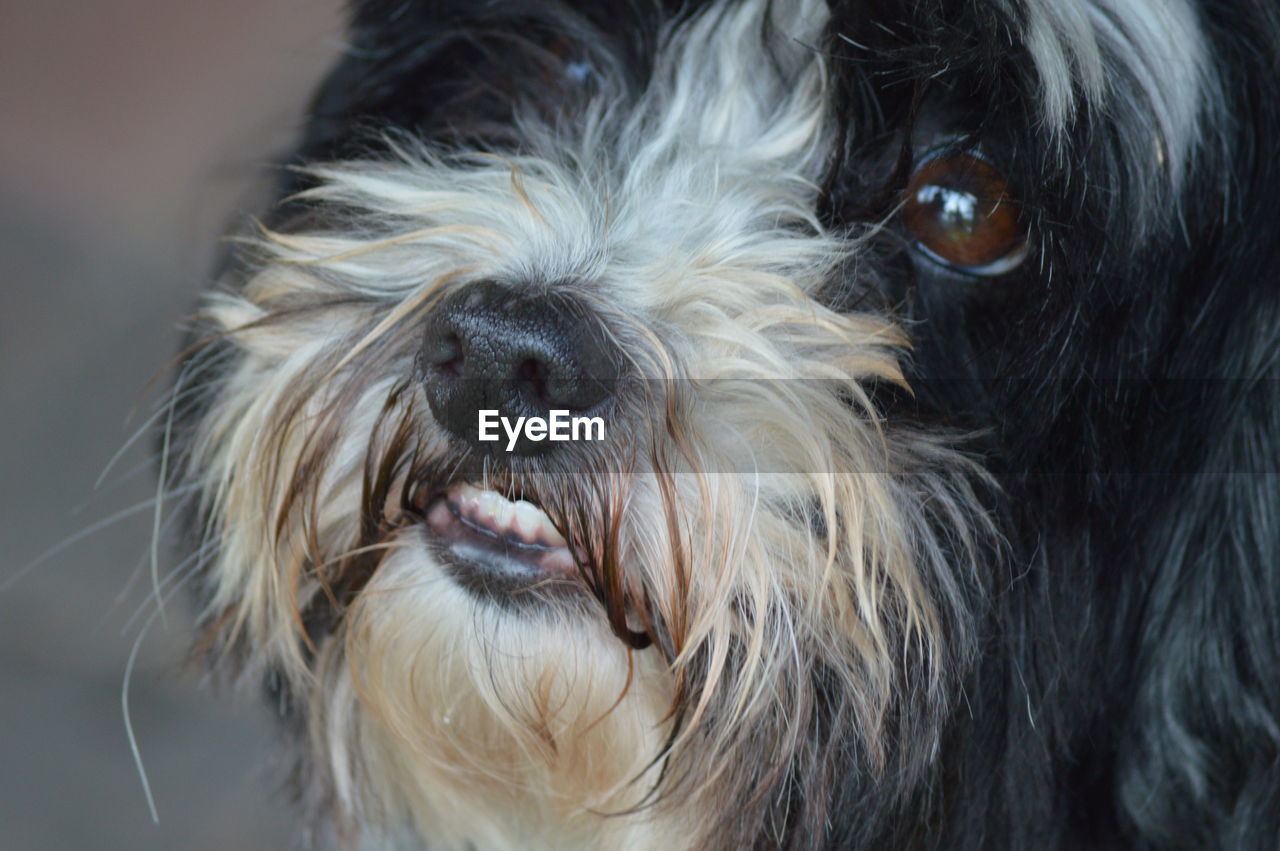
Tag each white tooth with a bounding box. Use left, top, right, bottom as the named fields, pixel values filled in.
left=451, top=484, right=480, bottom=514
left=540, top=519, right=568, bottom=548
left=472, top=491, right=498, bottom=524
left=517, top=501, right=567, bottom=547
left=462, top=492, right=484, bottom=522
left=492, top=498, right=516, bottom=531
left=512, top=501, right=545, bottom=541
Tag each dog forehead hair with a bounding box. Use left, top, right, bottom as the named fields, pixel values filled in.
left=283, top=0, right=839, bottom=310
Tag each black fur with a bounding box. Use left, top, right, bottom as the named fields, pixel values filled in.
left=824, top=2, right=1280, bottom=848
left=820, top=3, right=1280, bottom=848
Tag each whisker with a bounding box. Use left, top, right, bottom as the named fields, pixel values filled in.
left=95, top=373, right=226, bottom=491
left=2, top=484, right=199, bottom=592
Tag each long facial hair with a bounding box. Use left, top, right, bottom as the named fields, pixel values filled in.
left=173, top=1, right=993, bottom=846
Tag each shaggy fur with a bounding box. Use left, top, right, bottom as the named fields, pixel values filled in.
left=167, top=0, right=1280, bottom=848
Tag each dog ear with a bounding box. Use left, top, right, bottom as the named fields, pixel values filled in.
left=1117, top=391, right=1280, bottom=845
left=1113, top=85, right=1280, bottom=836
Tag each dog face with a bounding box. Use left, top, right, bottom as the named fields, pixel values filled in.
left=171, top=0, right=1280, bottom=848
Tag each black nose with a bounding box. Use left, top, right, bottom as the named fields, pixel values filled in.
left=419, top=281, right=621, bottom=452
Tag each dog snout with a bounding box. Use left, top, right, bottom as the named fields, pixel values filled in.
left=419, top=281, right=620, bottom=452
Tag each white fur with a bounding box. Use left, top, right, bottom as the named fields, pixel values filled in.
left=1018, top=0, right=1216, bottom=190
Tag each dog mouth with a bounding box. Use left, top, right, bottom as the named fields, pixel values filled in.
left=405, top=475, right=652, bottom=647
left=421, top=483, right=580, bottom=595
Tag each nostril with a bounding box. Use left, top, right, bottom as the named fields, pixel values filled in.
left=422, top=329, right=465, bottom=377
left=437, top=335, right=465, bottom=378
left=515, top=358, right=550, bottom=405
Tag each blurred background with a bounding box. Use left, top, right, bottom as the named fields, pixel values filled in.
left=1, top=2, right=346, bottom=847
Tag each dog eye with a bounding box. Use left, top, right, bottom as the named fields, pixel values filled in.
left=901, top=151, right=1028, bottom=276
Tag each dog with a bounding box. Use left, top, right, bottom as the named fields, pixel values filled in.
left=166, top=0, right=1280, bottom=847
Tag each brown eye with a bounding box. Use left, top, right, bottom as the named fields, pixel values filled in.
left=901, top=151, right=1028, bottom=275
